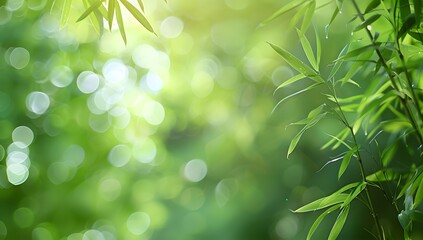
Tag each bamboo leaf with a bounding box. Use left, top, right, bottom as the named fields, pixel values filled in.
left=328, top=43, right=350, bottom=79
left=315, top=25, right=321, bottom=69
left=414, top=0, right=422, bottom=25
left=268, top=43, right=320, bottom=78
left=50, top=0, right=58, bottom=14
left=108, top=0, right=115, bottom=30
left=336, top=0, right=343, bottom=13
left=321, top=128, right=350, bottom=150
left=77, top=0, right=104, bottom=22
left=365, top=0, right=380, bottom=14
left=273, top=82, right=323, bottom=113
left=353, top=14, right=381, bottom=32
left=366, top=169, right=401, bottom=182
left=413, top=174, right=423, bottom=208
left=341, top=182, right=366, bottom=207
left=274, top=73, right=306, bottom=92
left=398, top=210, right=412, bottom=230
left=294, top=193, right=349, bottom=213
left=61, top=0, right=73, bottom=28
left=328, top=205, right=349, bottom=240
left=335, top=43, right=381, bottom=62
left=297, top=28, right=318, bottom=71
left=137, top=0, right=144, bottom=11
left=301, top=0, right=315, bottom=31
left=119, top=0, right=155, bottom=34
left=261, top=0, right=307, bottom=25
left=400, top=0, right=411, bottom=22
left=398, top=13, right=417, bottom=40
left=307, top=205, right=341, bottom=240
left=115, top=1, right=127, bottom=44
left=338, top=147, right=356, bottom=179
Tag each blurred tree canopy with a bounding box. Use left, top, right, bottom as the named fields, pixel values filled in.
left=0, top=0, right=408, bottom=239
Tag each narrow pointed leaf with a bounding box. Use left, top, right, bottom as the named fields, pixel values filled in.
left=108, top=0, right=115, bottom=30
left=366, top=169, right=401, bottom=182
left=294, top=193, right=349, bottom=212
left=261, top=0, right=307, bottom=25
left=119, top=0, right=155, bottom=33
left=398, top=13, right=416, bottom=40
left=77, top=0, right=104, bottom=22
left=137, top=0, right=144, bottom=11
left=315, top=25, right=321, bottom=68
left=115, top=2, right=127, bottom=44
left=341, top=182, right=366, bottom=207
left=297, top=28, right=318, bottom=71
left=414, top=0, right=422, bottom=25
left=413, top=174, right=423, bottom=208
left=400, top=0, right=411, bottom=21
left=321, top=129, right=352, bottom=150
left=307, top=205, right=341, bottom=240
left=61, top=0, right=73, bottom=27
left=268, top=43, right=319, bottom=77
left=336, top=0, right=343, bottom=13
left=365, top=0, right=380, bottom=14
left=328, top=43, right=350, bottom=79
left=301, top=0, right=315, bottom=31
left=353, top=14, right=381, bottom=32
left=50, top=0, right=58, bottom=13
left=335, top=43, right=381, bottom=62
left=338, top=147, right=356, bottom=179
left=328, top=205, right=349, bottom=240
left=274, top=73, right=306, bottom=92
left=273, top=82, right=323, bottom=113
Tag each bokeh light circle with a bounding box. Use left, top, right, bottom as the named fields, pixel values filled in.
left=183, top=159, right=208, bottom=182
left=26, top=91, right=50, bottom=115
left=127, top=212, right=151, bottom=235
left=9, top=47, right=30, bottom=69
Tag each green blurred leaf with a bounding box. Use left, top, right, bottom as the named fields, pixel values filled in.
left=398, top=210, right=412, bottom=230
left=328, top=43, right=349, bottom=79
left=301, top=0, right=315, bottom=31
left=294, top=193, right=349, bottom=212
left=315, top=26, right=321, bottom=69
left=108, top=0, right=115, bottom=30
left=137, top=0, right=144, bottom=11
left=274, top=73, right=306, bottom=92
left=328, top=205, right=349, bottom=240
left=366, top=168, right=401, bottom=182
left=365, top=0, right=380, bottom=14
left=338, top=147, right=356, bottom=179
left=353, top=14, right=381, bottom=32
left=119, top=0, right=155, bottom=34
left=400, top=0, right=411, bottom=21
left=61, top=0, right=73, bottom=28
left=115, top=1, right=127, bottom=44
left=297, top=28, right=318, bottom=71
left=261, top=0, right=307, bottom=25
left=398, top=13, right=416, bottom=40
left=341, top=182, right=366, bottom=207
left=307, top=205, right=340, bottom=240
left=77, top=0, right=104, bottom=22
left=414, top=0, right=422, bottom=25
left=413, top=173, right=423, bottom=208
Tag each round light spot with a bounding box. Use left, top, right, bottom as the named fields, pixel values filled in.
left=12, top=126, right=34, bottom=148
left=108, top=144, right=131, bottom=167
left=180, top=187, right=205, bottom=210
left=109, top=107, right=131, bottom=129
left=133, top=138, right=156, bottom=164
left=141, top=72, right=163, bottom=93
left=82, top=229, right=105, bottom=240
left=102, top=59, right=128, bottom=87
left=6, top=151, right=30, bottom=167
left=9, top=47, right=30, bottom=69
left=7, top=163, right=29, bottom=185
left=7, top=143, right=29, bottom=156
left=191, top=71, right=214, bottom=98
left=0, top=145, right=5, bottom=161
left=27, top=0, right=48, bottom=11
left=32, top=227, right=52, bottom=240
left=63, top=145, right=85, bottom=167
left=6, top=0, right=24, bottom=11
left=77, top=71, right=100, bottom=94
left=98, top=177, right=121, bottom=201
left=0, top=7, right=12, bottom=25
left=0, top=221, right=6, bottom=240
left=183, top=159, right=207, bottom=182
left=127, top=212, right=150, bottom=235
left=275, top=216, right=299, bottom=239
left=47, top=162, right=70, bottom=184
left=160, top=16, right=184, bottom=38
left=26, top=91, right=50, bottom=115
left=142, top=100, right=165, bottom=125
left=13, top=208, right=34, bottom=228
left=50, top=66, right=74, bottom=88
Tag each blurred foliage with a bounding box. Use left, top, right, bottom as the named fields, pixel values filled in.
left=2, top=0, right=419, bottom=240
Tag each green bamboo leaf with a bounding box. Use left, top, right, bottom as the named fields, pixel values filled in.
left=335, top=43, right=381, bottom=62
left=273, top=82, right=323, bottom=114
left=381, top=143, right=397, bottom=166
left=341, top=51, right=374, bottom=84
left=115, top=1, right=127, bottom=44
left=411, top=210, right=423, bottom=223
left=414, top=0, right=422, bottom=25
left=301, top=0, right=315, bottom=32
left=137, top=0, right=144, bottom=11
left=398, top=13, right=416, bottom=40
left=413, top=174, right=423, bottom=208
left=400, top=0, right=411, bottom=21
left=353, top=14, right=381, bottom=32
left=119, top=0, right=155, bottom=34
left=398, top=210, right=412, bottom=230
left=408, top=30, right=423, bottom=41
left=294, top=193, right=349, bottom=213
left=336, top=0, right=343, bottom=13
left=365, top=0, right=380, bottom=14
left=341, top=182, right=366, bottom=207
left=338, top=147, right=356, bottom=179
left=328, top=43, right=350, bottom=79
left=61, top=0, right=73, bottom=28
left=290, top=3, right=309, bottom=28
left=398, top=172, right=423, bottom=199
left=297, top=28, right=318, bottom=71
left=77, top=0, right=104, bottom=22
left=50, top=0, right=58, bottom=14
left=268, top=43, right=320, bottom=78
left=307, top=205, right=341, bottom=240
left=274, top=73, right=306, bottom=92
left=108, top=0, right=115, bottom=30
left=321, top=128, right=350, bottom=150
left=328, top=205, right=349, bottom=240
left=287, top=112, right=326, bottom=158
left=261, top=0, right=307, bottom=25
left=366, top=169, right=401, bottom=182
left=315, top=26, right=321, bottom=69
